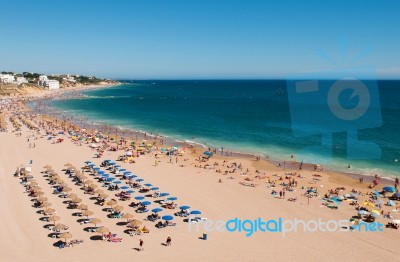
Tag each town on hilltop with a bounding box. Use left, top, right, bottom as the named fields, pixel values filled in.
left=0, top=71, right=118, bottom=96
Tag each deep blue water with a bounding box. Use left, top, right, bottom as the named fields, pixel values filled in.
left=49, top=80, right=400, bottom=177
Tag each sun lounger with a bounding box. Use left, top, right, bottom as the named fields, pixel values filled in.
left=88, top=227, right=97, bottom=232
left=188, top=218, right=198, bottom=224
left=139, top=227, right=150, bottom=233
left=109, top=237, right=122, bottom=243
left=133, top=230, right=142, bottom=235
left=326, top=205, right=338, bottom=209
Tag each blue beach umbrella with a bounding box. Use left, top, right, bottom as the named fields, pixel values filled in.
left=84, top=161, right=91, bottom=164
left=109, top=162, right=116, bottom=166
left=144, top=183, right=152, bottom=187
left=136, top=178, right=144, bottom=182
left=106, top=177, right=116, bottom=182
left=373, top=190, right=381, bottom=196
left=114, top=165, right=121, bottom=168
left=152, top=208, right=163, bottom=213
left=383, top=186, right=396, bottom=193
left=119, top=169, right=127, bottom=172
left=180, top=206, right=190, bottom=210
left=135, top=196, right=145, bottom=200
left=94, top=167, right=100, bottom=171
left=126, top=190, right=134, bottom=194
left=124, top=171, right=132, bottom=175
left=128, top=175, right=137, bottom=178
left=113, top=181, right=122, bottom=184
left=88, top=163, right=95, bottom=167
left=203, top=151, right=213, bottom=156
left=121, top=186, right=129, bottom=189
left=101, top=174, right=109, bottom=178
left=98, top=170, right=105, bottom=175
left=167, top=197, right=177, bottom=201
left=190, top=210, right=202, bottom=215
left=150, top=187, right=159, bottom=191
left=141, top=201, right=152, bottom=206
left=104, top=160, right=111, bottom=163
left=160, top=193, right=170, bottom=197
left=162, top=215, right=174, bottom=221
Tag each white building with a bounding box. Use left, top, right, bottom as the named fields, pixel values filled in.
left=38, top=75, right=48, bottom=82
left=47, top=80, right=60, bottom=90
left=38, top=75, right=48, bottom=86
left=16, top=77, right=28, bottom=84
left=63, top=74, right=76, bottom=82
left=0, top=74, right=15, bottom=83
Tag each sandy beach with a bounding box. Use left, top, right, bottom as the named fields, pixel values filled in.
left=0, top=92, right=400, bottom=262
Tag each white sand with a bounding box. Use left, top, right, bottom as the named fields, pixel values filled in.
left=0, top=106, right=399, bottom=262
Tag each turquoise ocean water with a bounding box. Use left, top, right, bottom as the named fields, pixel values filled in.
left=48, top=80, right=400, bottom=177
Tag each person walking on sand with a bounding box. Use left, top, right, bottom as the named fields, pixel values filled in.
left=279, top=191, right=282, bottom=199
left=139, top=239, right=144, bottom=251
left=166, top=236, right=171, bottom=246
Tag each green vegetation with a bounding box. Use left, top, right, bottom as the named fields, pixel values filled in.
left=76, top=75, right=103, bottom=84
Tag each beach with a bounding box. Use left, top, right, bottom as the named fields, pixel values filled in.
left=0, top=88, right=399, bottom=262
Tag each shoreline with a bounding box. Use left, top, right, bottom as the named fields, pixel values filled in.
left=17, top=84, right=397, bottom=186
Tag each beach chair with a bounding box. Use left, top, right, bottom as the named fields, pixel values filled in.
left=140, top=227, right=150, bottom=234
left=166, top=221, right=177, bottom=227
left=110, top=237, right=122, bottom=243
left=88, top=227, right=97, bottom=233
left=188, top=218, right=199, bottom=224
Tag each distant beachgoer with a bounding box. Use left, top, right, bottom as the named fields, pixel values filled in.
left=166, top=236, right=171, bottom=246
left=218, top=179, right=222, bottom=183
left=279, top=191, right=282, bottom=199
left=139, top=239, right=144, bottom=251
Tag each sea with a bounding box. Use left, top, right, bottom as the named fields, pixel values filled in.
left=46, top=80, right=400, bottom=178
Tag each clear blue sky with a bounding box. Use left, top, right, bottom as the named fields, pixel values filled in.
left=0, top=0, right=399, bottom=79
